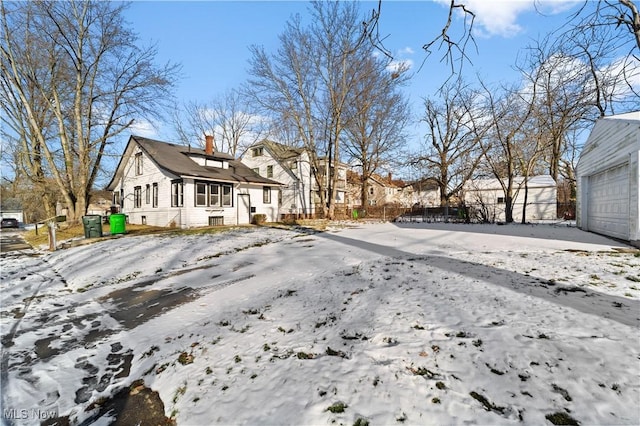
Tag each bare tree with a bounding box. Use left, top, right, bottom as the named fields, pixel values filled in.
left=522, top=49, right=592, bottom=184
left=562, top=1, right=640, bottom=53
left=362, top=0, right=477, bottom=78
left=247, top=1, right=370, bottom=219
left=343, top=53, right=410, bottom=209
left=173, top=89, right=267, bottom=157
left=246, top=11, right=324, bottom=211
left=1, top=0, right=179, bottom=222
left=554, top=6, right=640, bottom=117
left=364, top=1, right=639, bottom=89
left=412, top=80, right=486, bottom=215
left=477, top=80, right=537, bottom=223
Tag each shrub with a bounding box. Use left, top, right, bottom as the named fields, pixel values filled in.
left=252, top=214, right=267, bottom=225
left=326, top=402, right=347, bottom=413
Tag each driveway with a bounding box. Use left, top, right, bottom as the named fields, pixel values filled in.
left=0, top=229, right=32, bottom=253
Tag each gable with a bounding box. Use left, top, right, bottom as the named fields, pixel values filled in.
left=577, top=113, right=640, bottom=177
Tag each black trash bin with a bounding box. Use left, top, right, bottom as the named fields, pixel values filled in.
left=82, top=215, right=103, bottom=238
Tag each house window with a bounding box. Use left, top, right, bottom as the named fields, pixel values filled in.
left=135, top=152, right=143, bottom=175
left=222, top=184, right=232, bottom=206
left=263, top=186, right=271, bottom=204
left=253, top=167, right=260, bottom=176
left=134, top=186, right=142, bottom=208
left=497, top=197, right=505, bottom=204
left=171, top=180, right=184, bottom=207
left=252, top=147, right=263, bottom=157
left=145, top=184, right=150, bottom=204
left=369, top=187, right=374, bottom=195
left=290, top=161, right=297, bottom=170
left=113, top=191, right=120, bottom=207
left=195, top=182, right=207, bottom=206
left=209, top=184, right=220, bottom=206
left=267, top=165, right=273, bottom=178
left=152, top=183, right=158, bottom=208
left=194, top=182, right=233, bottom=207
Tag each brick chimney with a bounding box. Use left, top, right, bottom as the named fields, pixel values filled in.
left=205, top=134, right=214, bottom=155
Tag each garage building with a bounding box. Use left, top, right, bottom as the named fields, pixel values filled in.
left=576, top=111, right=640, bottom=247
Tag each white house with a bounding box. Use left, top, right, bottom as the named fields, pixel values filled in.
left=576, top=112, right=640, bottom=247
left=399, top=178, right=441, bottom=208
left=240, top=140, right=348, bottom=218
left=464, top=175, right=557, bottom=222
left=106, top=136, right=281, bottom=228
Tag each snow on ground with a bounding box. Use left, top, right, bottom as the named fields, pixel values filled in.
left=1, top=222, right=639, bottom=425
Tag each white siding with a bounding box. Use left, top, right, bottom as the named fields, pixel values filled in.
left=116, top=147, right=182, bottom=227
left=577, top=114, right=640, bottom=246
left=111, top=144, right=279, bottom=228
left=464, top=176, right=557, bottom=222
left=241, top=147, right=315, bottom=217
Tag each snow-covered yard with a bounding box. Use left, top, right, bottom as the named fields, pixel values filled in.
left=1, top=222, right=639, bottom=425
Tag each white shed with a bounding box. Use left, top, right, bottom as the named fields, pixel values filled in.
left=576, top=111, right=640, bottom=247
left=463, top=175, right=557, bottom=223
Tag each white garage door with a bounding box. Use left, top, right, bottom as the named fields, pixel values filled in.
left=587, top=163, right=629, bottom=240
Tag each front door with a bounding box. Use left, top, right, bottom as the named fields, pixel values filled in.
left=237, top=194, right=251, bottom=224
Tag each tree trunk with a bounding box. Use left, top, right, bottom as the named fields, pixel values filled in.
left=521, top=179, right=529, bottom=224
left=360, top=175, right=368, bottom=216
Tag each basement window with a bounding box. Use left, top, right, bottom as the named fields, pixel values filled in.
left=497, top=197, right=505, bottom=204
left=209, top=216, right=224, bottom=226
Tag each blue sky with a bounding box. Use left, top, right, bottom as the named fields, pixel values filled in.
left=123, top=0, right=580, bottom=143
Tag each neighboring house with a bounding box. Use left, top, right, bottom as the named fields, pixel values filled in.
left=576, top=111, right=640, bottom=247
left=347, top=171, right=403, bottom=207
left=240, top=140, right=348, bottom=218
left=1, top=197, right=24, bottom=223
left=87, top=198, right=113, bottom=216
left=0, top=210, right=24, bottom=224
left=399, top=178, right=441, bottom=208
left=106, top=135, right=281, bottom=228
left=463, top=175, right=557, bottom=222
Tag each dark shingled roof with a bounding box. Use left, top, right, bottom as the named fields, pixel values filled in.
left=107, top=136, right=280, bottom=190
left=260, top=140, right=304, bottom=161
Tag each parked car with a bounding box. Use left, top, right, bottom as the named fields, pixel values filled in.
left=1, top=218, right=19, bottom=229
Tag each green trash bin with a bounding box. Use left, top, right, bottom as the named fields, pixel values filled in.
left=82, top=215, right=103, bottom=239
left=109, top=213, right=126, bottom=235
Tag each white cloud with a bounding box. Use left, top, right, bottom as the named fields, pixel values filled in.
left=129, top=119, right=158, bottom=138
left=435, top=0, right=580, bottom=38
left=399, top=46, right=415, bottom=55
